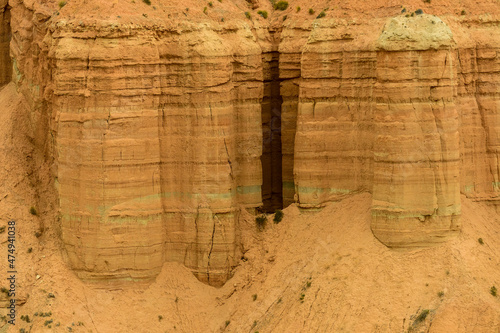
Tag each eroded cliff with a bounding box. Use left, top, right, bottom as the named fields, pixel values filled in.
left=3, top=0, right=500, bottom=286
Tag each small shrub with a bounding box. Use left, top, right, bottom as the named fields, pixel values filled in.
left=415, top=8, right=423, bottom=15
left=29, top=206, right=37, bottom=216
left=437, top=291, right=444, bottom=297
left=58, top=1, right=66, bottom=9
left=274, top=1, right=288, bottom=10
left=491, top=286, right=497, bottom=297
left=296, top=6, right=301, bottom=12
left=0, top=226, right=5, bottom=233
left=256, top=215, right=267, bottom=230
left=273, top=209, right=283, bottom=223
left=308, top=8, right=315, bottom=15
left=225, top=320, right=230, bottom=327
left=218, top=0, right=222, bottom=2
left=424, top=0, right=431, bottom=3
left=316, top=10, right=326, bottom=18
left=257, top=10, right=268, bottom=19
left=27, top=247, right=33, bottom=253
left=478, top=238, right=484, bottom=245
left=252, top=294, right=257, bottom=301
left=306, top=281, right=312, bottom=288
left=142, top=0, right=151, bottom=5
left=245, top=11, right=251, bottom=19
left=158, top=315, right=163, bottom=321
left=34, top=231, right=42, bottom=238
left=283, top=15, right=287, bottom=21
left=299, top=293, right=305, bottom=302
left=415, top=309, right=430, bottom=323
left=208, top=2, right=213, bottom=7
left=203, top=6, right=208, bottom=14
left=461, top=10, right=466, bottom=15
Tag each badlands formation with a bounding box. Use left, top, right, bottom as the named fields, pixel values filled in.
left=0, top=0, right=499, bottom=332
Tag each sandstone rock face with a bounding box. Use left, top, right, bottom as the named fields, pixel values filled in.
left=10, top=1, right=265, bottom=286
left=52, top=26, right=264, bottom=285
left=5, top=0, right=500, bottom=285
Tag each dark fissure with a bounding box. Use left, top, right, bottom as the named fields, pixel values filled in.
left=261, top=48, right=283, bottom=213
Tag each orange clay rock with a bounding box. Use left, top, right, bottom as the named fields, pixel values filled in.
left=4, top=0, right=500, bottom=286
left=293, top=13, right=500, bottom=247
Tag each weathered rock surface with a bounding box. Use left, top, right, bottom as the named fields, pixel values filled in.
left=4, top=0, right=500, bottom=285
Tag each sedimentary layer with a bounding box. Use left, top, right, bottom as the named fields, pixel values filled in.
left=4, top=0, right=500, bottom=285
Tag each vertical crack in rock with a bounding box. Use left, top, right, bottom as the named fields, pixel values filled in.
left=222, top=133, right=234, bottom=180
left=206, top=214, right=217, bottom=285
left=262, top=45, right=283, bottom=212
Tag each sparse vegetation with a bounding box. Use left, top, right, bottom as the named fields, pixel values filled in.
left=316, top=10, right=326, bottom=18
left=461, top=10, right=466, bottom=15
left=308, top=8, right=315, bottom=15
left=283, top=15, right=287, bottom=21
left=158, top=315, right=163, bottom=321
left=423, top=0, right=431, bottom=3
left=245, top=11, right=251, bottom=19
left=478, top=238, right=484, bottom=245
left=0, top=226, right=5, bottom=233
left=27, top=247, right=32, bottom=253
left=256, top=215, right=267, bottom=230
left=142, top=0, right=151, bottom=5
left=415, top=8, right=423, bottom=15
left=273, top=209, right=283, bottom=223
left=274, top=1, right=288, bottom=10
left=491, top=286, right=497, bottom=297
left=299, top=293, right=305, bottom=302
left=296, top=6, right=301, bottom=12
left=437, top=291, right=444, bottom=297
left=257, top=10, right=268, bottom=19
left=208, top=2, right=213, bottom=7
left=35, top=231, right=42, bottom=238
left=252, top=294, right=257, bottom=301
left=415, top=309, right=430, bottom=323
left=225, top=320, right=230, bottom=327
left=58, top=1, right=66, bottom=9
left=29, top=206, right=37, bottom=216
left=204, top=7, right=208, bottom=14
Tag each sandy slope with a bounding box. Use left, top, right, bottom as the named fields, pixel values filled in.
left=0, top=83, right=499, bottom=331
